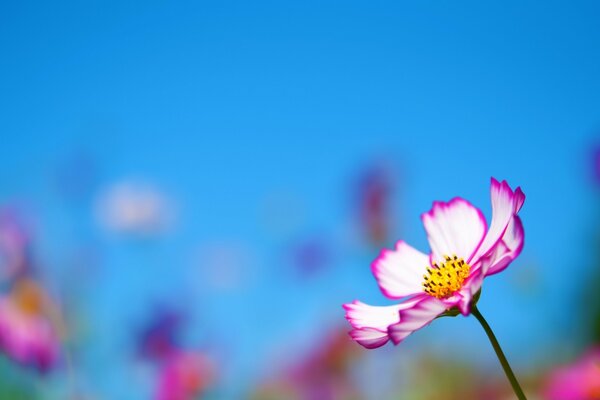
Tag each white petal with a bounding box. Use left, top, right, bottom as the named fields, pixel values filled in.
left=421, top=198, right=487, bottom=263
left=343, top=298, right=421, bottom=330
left=343, top=297, right=424, bottom=349
left=388, top=297, right=447, bottom=344
left=371, top=241, right=429, bottom=299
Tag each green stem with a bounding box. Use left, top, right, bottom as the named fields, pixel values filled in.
left=471, top=305, right=527, bottom=400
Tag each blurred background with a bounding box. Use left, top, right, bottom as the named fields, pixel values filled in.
left=1, top=1, right=600, bottom=399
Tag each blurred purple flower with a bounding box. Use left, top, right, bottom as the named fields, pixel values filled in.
left=593, top=146, right=600, bottom=184
left=543, top=347, right=600, bottom=400
left=138, top=308, right=183, bottom=362
left=0, top=207, right=31, bottom=282
left=287, top=236, right=332, bottom=278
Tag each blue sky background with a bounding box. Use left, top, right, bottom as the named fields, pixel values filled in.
left=1, top=0, right=600, bottom=398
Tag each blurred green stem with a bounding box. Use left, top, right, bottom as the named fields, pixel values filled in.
left=471, top=305, right=527, bottom=400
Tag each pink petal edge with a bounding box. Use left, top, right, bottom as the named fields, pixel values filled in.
left=343, top=296, right=426, bottom=349
left=483, top=215, right=524, bottom=277
left=388, top=297, right=447, bottom=345
left=470, top=178, right=525, bottom=268
left=348, top=327, right=390, bottom=349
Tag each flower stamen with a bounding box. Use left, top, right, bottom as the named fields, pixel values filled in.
left=422, top=255, right=470, bottom=299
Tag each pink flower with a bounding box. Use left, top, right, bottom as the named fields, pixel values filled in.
left=343, top=178, right=525, bottom=349
left=0, top=279, right=60, bottom=371
left=356, top=163, right=394, bottom=246
left=287, top=329, right=360, bottom=399
left=543, top=347, right=600, bottom=400
left=156, top=352, right=214, bottom=400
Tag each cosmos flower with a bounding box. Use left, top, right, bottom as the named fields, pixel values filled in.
left=0, top=279, right=60, bottom=371
left=542, top=347, right=600, bottom=400
left=344, top=178, right=525, bottom=349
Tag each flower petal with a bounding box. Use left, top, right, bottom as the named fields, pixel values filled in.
left=0, top=298, right=59, bottom=371
left=421, top=198, right=487, bottom=264
left=456, top=269, right=485, bottom=315
left=481, top=215, right=524, bottom=276
left=470, top=178, right=524, bottom=265
left=348, top=328, right=390, bottom=349
left=387, top=297, right=447, bottom=344
left=343, top=300, right=404, bottom=331
left=343, top=297, right=424, bottom=349
left=371, top=241, right=429, bottom=299
left=452, top=216, right=524, bottom=315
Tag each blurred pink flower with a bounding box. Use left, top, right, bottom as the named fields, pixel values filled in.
left=356, top=163, right=394, bottom=246
left=289, top=329, right=360, bottom=400
left=344, top=178, right=525, bottom=348
left=0, top=279, right=60, bottom=371
left=543, top=348, right=600, bottom=400
left=157, top=352, right=214, bottom=400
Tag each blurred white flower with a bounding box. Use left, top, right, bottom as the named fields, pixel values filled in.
left=95, top=181, right=175, bottom=236
left=190, top=241, right=255, bottom=291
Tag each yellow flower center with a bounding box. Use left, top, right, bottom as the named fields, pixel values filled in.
left=11, top=279, right=44, bottom=316
left=422, top=255, right=470, bottom=299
